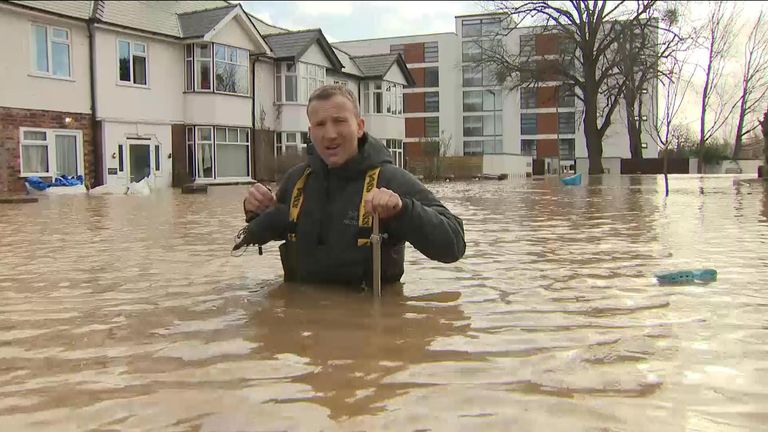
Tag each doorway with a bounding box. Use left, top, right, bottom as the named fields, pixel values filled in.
left=129, top=143, right=151, bottom=183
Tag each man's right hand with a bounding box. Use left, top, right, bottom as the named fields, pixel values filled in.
left=244, top=183, right=276, bottom=215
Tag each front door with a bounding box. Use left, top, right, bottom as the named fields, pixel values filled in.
left=129, top=144, right=151, bottom=183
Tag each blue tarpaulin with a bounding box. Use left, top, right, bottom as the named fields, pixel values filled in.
left=25, top=175, right=84, bottom=191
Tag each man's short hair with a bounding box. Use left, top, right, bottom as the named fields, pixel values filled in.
left=307, top=84, right=360, bottom=117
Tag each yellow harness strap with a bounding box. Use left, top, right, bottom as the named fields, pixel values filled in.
left=357, top=167, right=381, bottom=246
left=286, top=166, right=380, bottom=245
left=287, top=167, right=311, bottom=241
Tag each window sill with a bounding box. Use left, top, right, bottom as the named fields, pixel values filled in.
left=275, top=102, right=307, bottom=106
left=363, top=113, right=404, bottom=119
left=116, top=81, right=150, bottom=90
left=183, top=91, right=251, bottom=98
left=27, top=73, right=74, bottom=82
left=19, top=173, right=54, bottom=178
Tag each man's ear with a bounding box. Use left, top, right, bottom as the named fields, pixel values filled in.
left=357, top=116, right=365, bottom=138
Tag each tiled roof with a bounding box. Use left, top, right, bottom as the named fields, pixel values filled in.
left=352, top=53, right=399, bottom=77
left=178, top=5, right=237, bottom=38
left=265, top=29, right=343, bottom=70
left=9, top=0, right=93, bottom=19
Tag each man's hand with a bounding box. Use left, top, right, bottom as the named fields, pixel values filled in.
left=244, top=183, right=276, bottom=215
left=364, top=187, right=403, bottom=219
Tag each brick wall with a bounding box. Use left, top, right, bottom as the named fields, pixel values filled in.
left=404, top=92, right=425, bottom=113
left=0, top=107, right=94, bottom=194
left=405, top=118, right=426, bottom=138
left=537, top=112, right=559, bottom=135
left=403, top=43, right=425, bottom=64
left=536, top=139, right=559, bottom=158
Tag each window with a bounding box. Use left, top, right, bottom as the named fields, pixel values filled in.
left=374, top=82, right=383, bottom=113
left=154, top=145, right=161, bottom=173
left=425, top=92, right=439, bottom=112
left=185, top=45, right=193, bottom=91
left=463, top=141, right=483, bottom=155
left=464, top=114, right=501, bottom=137
left=196, top=127, right=214, bottom=179
left=482, top=64, right=497, bottom=86
left=558, top=112, right=575, bottom=134
left=195, top=44, right=212, bottom=91
left=463, top=116, right=482, bottom=137
left=386, top=139, right=404, bottom=168
left=462, top=41, right=482, bottom=62
left=118, top=39, right=147, bottom=86
left=279, top=62, right=298, bottom=102
left=19, top=128, right=82, bottom=177
left=482, top=18, right=502, bottom=36
left=559, top=139, right=575, bottom=159
left=462, top=64, right=482, bottom=87
left=216, top=127, right=249, bottom=177
left=301, top=63, right=326, bottom=102
left=559, top=84, right=575, bottom=107
left=521, top=87, right=536, bottom=109
left=521, top=113, right=537, bottom=135
left=521, top=139, right=536, bottom=156
left=462, top=19, right=482, bottom=38
left=31, top=24, right=71, bottom=78
left=520, top=34, right=535, bottom=57
left=361, top=81, right=402, bottom=115
left=424, top=41, right=439, bottom=63
left=186, top=127, right=194, bottom=177
left=463, top=91, right=482, bottom=112
left=424, top=67, right=439, bottom=87
left=483, top=139, right=502, bottom=154
left=425, top=117, right=439, bottom=137
left=333, top=79, right=348, bottom=87
left=276, top=62, right=321, bottom=103
left=214, top=45, right=248, bottom=95
left=464, top=90, right=502, bottom=111
left=118, top=144, right=125, bottom=172
left=275, top=131, right=309, bottom=156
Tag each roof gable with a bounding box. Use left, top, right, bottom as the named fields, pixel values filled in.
left=352, top=53, right=415, bottom=86
left=264, top=29, right=343, bottom=71
left=178, top=5, right=236, bottom=38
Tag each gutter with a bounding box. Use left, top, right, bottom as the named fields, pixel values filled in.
left=87, top=17, right=101, bottom=187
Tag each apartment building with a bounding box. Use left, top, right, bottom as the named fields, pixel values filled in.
left=336, top=12, right=658, bottom=177
left=0, top=0, right=412, bottom=194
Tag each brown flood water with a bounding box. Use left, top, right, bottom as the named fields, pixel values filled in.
left=1, top=175, right=767, bottom=431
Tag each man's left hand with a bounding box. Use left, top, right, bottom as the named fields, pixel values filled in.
left=364, top=187, right=403, bottom=219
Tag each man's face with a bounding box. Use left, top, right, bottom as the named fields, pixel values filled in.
left=307, top=95, right=365, bottom=168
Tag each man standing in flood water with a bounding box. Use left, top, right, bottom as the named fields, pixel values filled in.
left=238, top=84, right=465, bottom=286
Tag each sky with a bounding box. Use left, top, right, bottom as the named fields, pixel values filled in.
left=238, top=1, right=488, bottom=42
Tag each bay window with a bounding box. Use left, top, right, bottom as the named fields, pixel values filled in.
left=276, top=62, right=325, bottom=103
left=385, top=139, right=404, bottom=168
left=31, top=24, right=71, bottom=78
left=275, top=132, right=309, bottom=156
left=186, top=125, right=251, bottom=180
left=185, top=43, right=250, bottom=94
left=360, top=81, right=403, bottom=115
left=19, top=128, right=82, bottom=177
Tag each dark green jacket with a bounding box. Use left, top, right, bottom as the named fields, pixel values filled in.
left=246, top=133, right=465, bottom=285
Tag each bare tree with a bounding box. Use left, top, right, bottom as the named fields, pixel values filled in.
left=760, top=108, right=768, bottom=170
left=482, top=0, right=655, bottom=174
left=732, top=12, right=768, bottom=159
left=651, top=47, right=696, bottom=196
left=616, top=3, right=686, bottom=160
left=697, top=1, right=739, bottom=173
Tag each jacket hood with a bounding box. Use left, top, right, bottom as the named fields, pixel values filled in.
left=307, top=132, right=393, bottom=178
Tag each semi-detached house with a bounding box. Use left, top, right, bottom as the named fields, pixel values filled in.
left=0, top=0, right=413, bottom=194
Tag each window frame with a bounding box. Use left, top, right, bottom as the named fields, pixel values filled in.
left=425, top=117, right=440, bottom=138
left=19, top=127, right=83, bottom=177
left=213, top=43, right=250, bottom=96
left=424, top=41, right=439, bottom=63
left=117, top=38, right=148, bottom=87
left=30, top=23, right=72, bottom=79
left=521, top=113, right=538, bottom=135
left=214, top=126, right=251, bottom=178
left=424, top=67, right=439, bottom=88
left=275, top=131, right=309, bottom=157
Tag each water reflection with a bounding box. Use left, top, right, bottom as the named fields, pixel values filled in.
left=245, top=283, right=470, bottom=420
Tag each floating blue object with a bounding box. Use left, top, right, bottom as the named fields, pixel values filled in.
left=561, top=173, right=582, bottom=186
left=655, top=268, right=717, bottom=284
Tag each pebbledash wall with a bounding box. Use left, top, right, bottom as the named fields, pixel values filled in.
left=0, top=107, right=95, bottom=194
